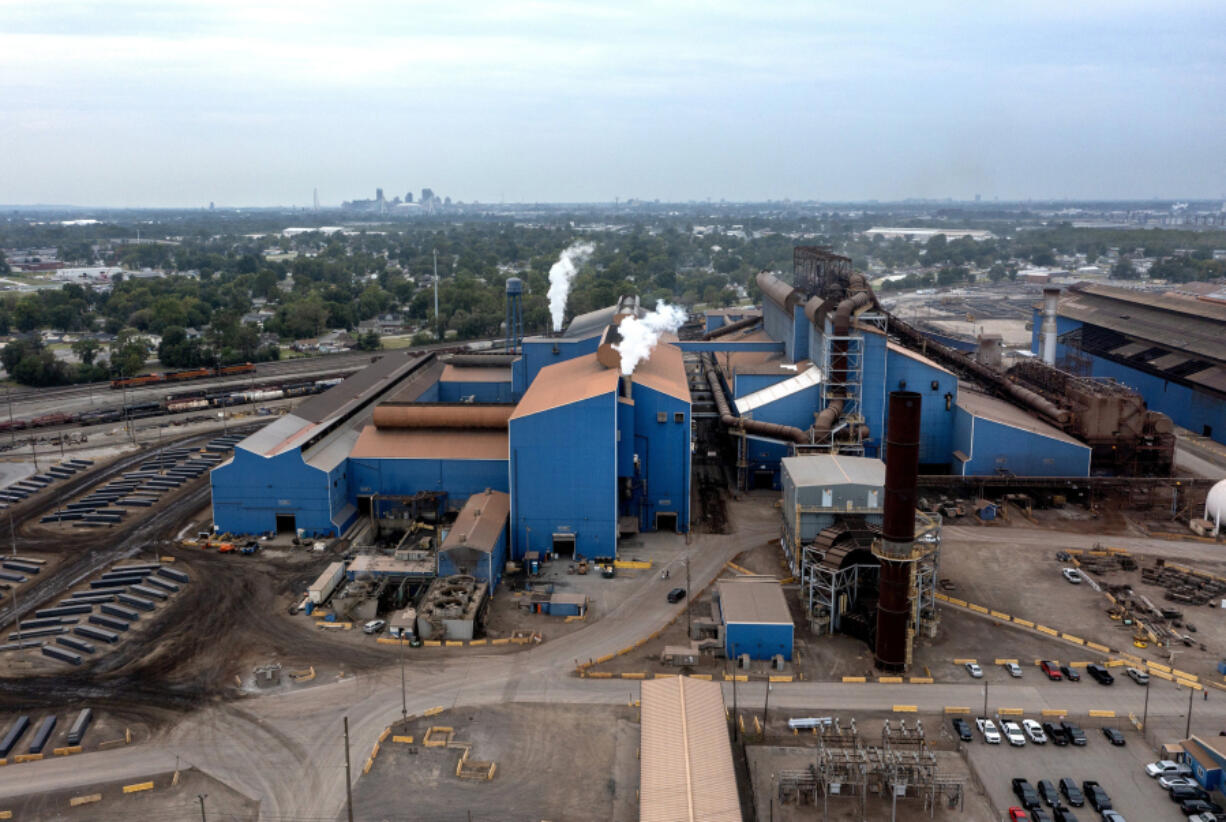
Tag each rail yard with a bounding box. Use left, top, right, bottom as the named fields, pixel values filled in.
left=2, top=251, right=1226, bottom=821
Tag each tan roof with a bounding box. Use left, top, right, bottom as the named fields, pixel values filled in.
left=349, top=426, right=508, bottom=460
left=1189, top=734, right=1226, bottom=759
left=511, top=353, right=618, bottom=419
left=887, top=340, right=953, bottom=375
left=718, top=578, right=791, bottom=625
left=632, top=341, right=691, bottom=404
left=440, top=364, right=513, bottom=383
left=640, top=677, right=741, bottom=822
left=955, top=386, right=1086, bottom=447
left=440, top=490, right=510, bottom=553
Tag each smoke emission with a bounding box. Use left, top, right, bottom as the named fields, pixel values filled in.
left=613, top=301, right=687, bottom=376
left=546, top=241, right=595, bottom=332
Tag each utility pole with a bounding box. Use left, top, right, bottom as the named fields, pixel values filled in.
left=433, top=249, right=441, bottom=341
left=685, top=553, right=692, bottom=639
left=764, top=681, right=771, bottom=737
left=400, top=631, right=408, bottom=721
left=9, top=511, right=15, bottom=556
left=983, top=682, right=988, bottom=718
left=732, top=668, right=739, bottom=741
left=1142, top=676, right=1151, bottom=738
left=5, top=386, right=13, bottom=447
left=197, top=793, right=207, bottom=822
left=343, top=716, right=354, bottom=822
left=1186, top=684, right=1195, bottom=740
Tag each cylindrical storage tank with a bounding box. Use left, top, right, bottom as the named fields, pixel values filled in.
left=505, top=277, right=523, bottom=296
left=1205, top=479, right=1226, bottom=534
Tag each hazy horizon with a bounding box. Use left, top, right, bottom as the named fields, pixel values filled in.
left=3, top=1, right=1224, bottom=208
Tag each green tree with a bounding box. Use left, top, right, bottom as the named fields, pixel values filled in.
left=356, top=330, right=382, bottom=351
left=1111, top=257, right=1138, bottom=280
left=109, top=328, right=152, bottom=377
left=71, top=337, right=101, bottom=365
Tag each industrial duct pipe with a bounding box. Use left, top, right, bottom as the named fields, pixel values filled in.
left=702, top=358, right=810, bottom=444
left=442, top=353, right=519, bottom=367
left=701, top=314, right=762, bottom=340
left=875, top=390, right=921, bottom=672
left=756, top=271, right=804, bottom=312
left=372, top=404, right=514, bottom=429
left=1041, top=287, right=1061, bottom=366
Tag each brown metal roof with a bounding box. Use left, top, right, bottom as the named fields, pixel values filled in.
left=1187, top=366, right=1226, bottom=393
left=440, top=490, right=510, bottom=554
left=349, top=426, right=508, bottom=461
left=717, top=578, right=792, bottom=625
left=293, top=351, right=431, bottom=423
left=639, top=677, right=741, bottom=822
left=510, top=352, right=619, bottom=419
left=1149, top=353, right=1191, bottom=371
left=1060, top=286, right=1226, bottom=363
left=440, top=364, right=513, bottom=383
left=632, top=342, right=691, bottom=404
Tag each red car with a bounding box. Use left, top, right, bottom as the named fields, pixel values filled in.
left=1009, top=808, right=1028, bottom=821
left=1040, top=660, right=1063, bottom=680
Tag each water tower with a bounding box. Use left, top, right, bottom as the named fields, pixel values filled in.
left=505, top=277, right=524, bottom=352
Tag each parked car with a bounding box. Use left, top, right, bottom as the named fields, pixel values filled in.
left=1044, top=721, right=1070, bottom=746
left=1082, top=780, right=1111, bottom=812
left=1053, top=808, right=1080, bottom=822
left=1008, top=808, right=1029, bottom=822
left=1169, top=784, right=1210, bottom=803
left=1059, top=777, right=1085, bottom=807
left=362, top=619, right=386, bottom=634
left=1002, top=721, right=1027, bottom=746
left=1063, top=567, right=1083, bottom=583
left=1086, top=663, right=1115, bottom=685
left=1126, top=666, right=1150, bottom=685
left=1148, top=760, right=1194, bottom=778
left=666, top=587, right=686, bottom=603
left=1061, top=721, right=1087, bottom=746
left=1099, top=813, right=1125, bottom=822
left=1005, top=662, right=1023, bottom=678
left=977, top=717, right=1001, bottom=744
left=1023, top=719, right=1048, bottom=744
left=1159, top=776, right=1199, bottom=790
left=951, top=717, right=972, bottom=742
left=1187, top=812, right=1219, bottom=822
left=1037, top=779, right=1060, bottom=807
left=1040, top=660, right=1063, bottom=680
left=1061, top=665, right=1081, bottom=682
left=966, top=661, right=984, bottom=678
left=1180, top=799, right=1224, bottom=816
left=1102, top=727, right=1126, bottom=746
left=1013, top=778, right=1041, bottom=810
left=1030, top=810, right=1052, bottom=822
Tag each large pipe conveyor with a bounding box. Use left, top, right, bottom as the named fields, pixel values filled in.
left=702, top=357, right=809, bottom=444
left=372, top=404, right=515, bottom=429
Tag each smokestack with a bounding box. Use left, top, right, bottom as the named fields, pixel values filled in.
left=875, top=390, right=921, bottom=672
left=1041, top=287, right=1060, bottom=366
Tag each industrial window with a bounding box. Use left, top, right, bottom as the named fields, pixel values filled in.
left=657, top=412, right=667, bottom=423
left=674, top=412, right=684, bottom=423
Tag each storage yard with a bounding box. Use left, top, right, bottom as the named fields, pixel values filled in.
left=3, top=245, right=1226, bottom=819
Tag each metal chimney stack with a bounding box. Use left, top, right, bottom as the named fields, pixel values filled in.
left=1041, top=287, right=1060, bottom=366
left=874, top=391, right=921, bottom=672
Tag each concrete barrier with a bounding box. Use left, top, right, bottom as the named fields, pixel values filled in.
left=842, top=676, right=867, bottom=683
left=12, top=754, right=42, bottom=764
left=953, top=658, right=977, bottom=665
left=878, top=676, right=903, bottom=684
left=909, top=677, right=934, bottom=684
left=934, top=592, right=950, bottom=601
left=993, top=658, right=1018, bottom=665
left=491, top=638, right=510, bottom=645
left=122, top=781, right=154, bottom=794
left=690, top=674, right=713, bottom=680
left=1036, top=625, right=1059, bottom=636
left=586, top=671, right=613, bottom=679
left=968, top=604, right=989, bottom=614
left=393, top=735, right=414, bottom=743
left=653, top=673, right=677, bottom=679
left=362, top=757, right=373, bottom=775
left=1013, top=618, right=1034, bottom=628
left=1177, top=679, right=1202, bottom=691
left=724, top=674, right=748, bottom=682
left=948, top=598, right=968, bottom=607
left=990, top=610, right=1011, bottom=620
left=614, top=559, right=652, bottom=569
left=423, top=640, right=441, bottom=647
left=468, top=639, right=487, bottom=646
left=379, top=727, right=391, bottom=743
left=424, top=706, right=445, bottom=717
left=769, top=675, right=793, bottom=683
left=52, top=745, right=82, bottom=756
left=69, top=794, right=102, bottom=807
left=944, top=706, right=971, bottom=714
left=621, top=672, right=646, bottom=680
left=998, top=708, right=1024, bottom=716
left=1088, top=710, right=1116, bottom=718
left=445, top=641, right=464, bottom=647
left=893, top=705, right=918, bottom=713
left=1086, top=642, right=1110, bottom=653
left=1061, top=634, right=1085, bottom=645
left=1041, top=709, right=1068, bottom=718
left=1146, top=661, right=1172, bottom=673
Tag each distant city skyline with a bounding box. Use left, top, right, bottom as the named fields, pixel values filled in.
left=2, top=1, right=1224, bottom=208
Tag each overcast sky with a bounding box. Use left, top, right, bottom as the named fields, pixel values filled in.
left=2, top=1, right=1224, bottom=207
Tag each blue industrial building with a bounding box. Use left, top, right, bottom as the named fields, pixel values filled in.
left=211, top=299, right=691, bottom=563
left=718, top=578, right=794, bottom=661
left=438, top=489, right=510, bottom=591
left=1033, top=282, right=1226, bottom=445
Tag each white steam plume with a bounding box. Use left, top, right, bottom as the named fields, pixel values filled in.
left=613, top=301, right=687, bottom=376
left=547, top=241, right=595, bottom=332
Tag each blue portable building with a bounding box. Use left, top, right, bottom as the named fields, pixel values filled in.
left=718, top=578, right=793, bottom=661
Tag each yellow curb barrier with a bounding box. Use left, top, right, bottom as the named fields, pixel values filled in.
left=909, top=677, right=934, bottom=684
left=12, top=754, right=42, bottom=764
left=1068, top=661, right=1089, bottom=668
left=1062, top=634, right=1085, bottom=645
left=468, top=639, right=486, bottom=646
left=595, top=654, right=615, bottom=664
left=934, top=591, right=950, bottom=601
left=445, top=641, right=464, bottom=647
left=892, top=705, right=918, bottom=713
left=52, top=746, right=82, bottom=756
left=842, top=676, right=867, bottom=683
left=392, top=735, right=414, bottom=744
left=122, top=782, right=154, bottom=794
left=1036, top=625, right=1059, bottom=636
left=614, top=559, right=652, bottom=569
left=1086, top=642, right=1110, bottom=653
left=994, top=659, right=1018, bottom=665
left=424, top=706, right=445, bottom=717
left=1088, top=710, right=1116, bottom=718
left=653, top=673, right=677, bottom=679
left=362, top=757, right=373, bottom=775
left=724, top=674, right=748, bottom=682
left=586, top=671, right=613, bottom=679
left=690, top=673, right=713, bottom=680
left=968, top=604, right=989, bottom=614
left=998, top=708, right=1024, bottom=716
left=953, top=658, right=977, bottom=665
left=491, top=638, right=510, bottom=645
left=1013, top=618, right=1034, bottom=628
left=769, top=675, right=793, bottom=683
left=423, top=640, right=441, bottom=647
left=378, top=728, right=390, bottom=743
left=944, top=706, right=970, bottom=714
left=1149, top=669, right=1174, bottom=681
left=1041, top=709, right=1068, bottom=717
left=0, top=811, right=12, bottom=819
left=69, top=794, right=102, bottom=807
left=878, top=676, right=903, bottom=684
left=947, top=598, right=968, bottom=607
left=725, top=561, right=753, bottom=575
left=990, top=610, right=1011, bottom=620
left=370, top=741, right=381, bottom=760
left=621, top=672, right=646, bottom=679
left=1177, top=680, right=1202, bottom=691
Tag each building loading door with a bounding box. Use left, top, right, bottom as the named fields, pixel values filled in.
left=274, top=513, right=297, bottom=534
left=656, top=512, right=678, bottom=532
left=552, top=533, right=576, bottom=558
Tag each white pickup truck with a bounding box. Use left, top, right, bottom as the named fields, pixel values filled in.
left=976, top=717, right=1001, bottom=744
left=1146, top=760, right=1192, bottom=778
left=1000, top=721, right=1027, bottom=746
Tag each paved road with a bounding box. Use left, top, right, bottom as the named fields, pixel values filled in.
left=0, top=513, right=1221, bottom=819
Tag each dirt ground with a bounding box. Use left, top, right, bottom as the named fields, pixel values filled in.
left=352, top=703, right=640, bottom=822
left=3, top=767, right=256, bottom=821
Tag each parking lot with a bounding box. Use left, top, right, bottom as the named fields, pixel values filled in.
left=966, top=723, right=1191, bottom=821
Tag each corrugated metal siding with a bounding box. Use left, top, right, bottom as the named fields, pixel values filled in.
left=725, top=622, right=793, bottom=661
left=211, top=447, right=339, bottom=536
left=510, top=392, right=617, bottom=560
left=884, top=347, right=957, bottom=468
left=518, top=336, right=601, bottom=391
left=953, top=406, right=1090, bottom=477
left=630, top=382, right=691, bottom=533
left=349, top=456, right=508, bottom=505
left=438, top=380, right=513, bottom=403
left=762, top=299, right=793, bottom=361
